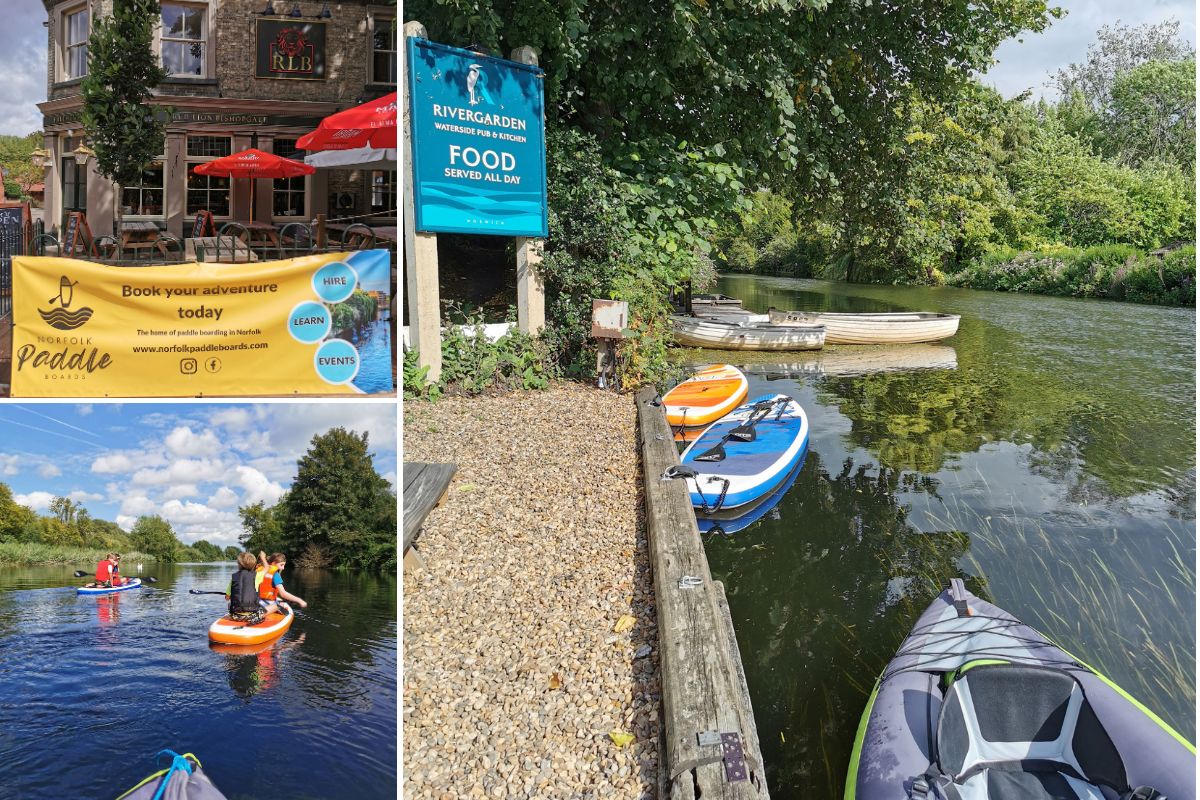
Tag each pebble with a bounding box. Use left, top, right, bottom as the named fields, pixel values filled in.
left=404, top=385, right=660, bottom=798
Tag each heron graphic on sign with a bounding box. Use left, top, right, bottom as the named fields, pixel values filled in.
left=466, top=64, right=494, bottom=106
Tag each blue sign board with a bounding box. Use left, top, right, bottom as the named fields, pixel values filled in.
left=406, top=38, right=548, bottom=238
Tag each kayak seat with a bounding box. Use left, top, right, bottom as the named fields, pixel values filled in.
left=935, top=663, right=1129, bottom=799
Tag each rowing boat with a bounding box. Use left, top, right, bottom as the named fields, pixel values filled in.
left=767, top=307, right=960, bottom=344
left=670, top=315, right=824, bottom=351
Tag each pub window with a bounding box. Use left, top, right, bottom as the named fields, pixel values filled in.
left=60, top=148, right=87, bottom=214
left=371, top=15, right=396, bottom=84
left=272, top=139, right=306, bottom=218
left=186, top=135, right=231, bottom=218
left=122, top=163, right=165, bottom=218
left=161, top=3, right=206, bottom=77
left=370, top=170, right=396, bottom=215
left=64, top=6, right=89, bottom=80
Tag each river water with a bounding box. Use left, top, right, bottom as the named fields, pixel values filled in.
left=0, top=563, right=396, bottom=799
left=694, top=274, right=1195, bottom=797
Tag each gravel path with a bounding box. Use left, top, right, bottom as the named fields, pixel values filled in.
left=403, top=384, right=660, bottom=799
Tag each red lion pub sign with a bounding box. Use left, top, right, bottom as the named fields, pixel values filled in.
left=255, top=19, right=326, bottom=80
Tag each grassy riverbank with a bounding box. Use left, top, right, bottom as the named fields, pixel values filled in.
left=0, top=542, right=156, bottom=566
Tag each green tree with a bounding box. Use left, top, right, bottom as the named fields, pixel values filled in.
left=238, top=498, right=287, bottom=554
left=0, top=483, right=36, bottom=543
left=81, top=0, right=168, bottom=234
left=281, top=428, right=395, bottom=570
left=49, top=496, right=79, bottom=525
left=1052, top=20, right=1193, bottom=115
left=1109, top=60, right=1196, bottom=170
left=223, top=545, right=240, bottom=560
left=0, top=133, right=43, bottom=199
left=128, top=515, right=181, bottom=562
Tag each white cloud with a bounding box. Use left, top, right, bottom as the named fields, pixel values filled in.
left=15, top=491, right=54, bottom=511
left=120, top=495, right=158, bottom=516
left=165, top=426, right=223, bottom=458
left=37, top=463, right=62, bottom=479
left=77, top=405, right=94, bottom=417
left=92, top=453, right=137, bottom=474
left=163, top=483, right=199, bottom=500
left=210, top=407, right=253, bottom=432
left=132, top=458, right=225, bottom=487
left=68, top=490, right=104, bottom=504
left=208, top=487, right=240, bottom=509
left=232, top=466, right=285, bottom=506
left=0, top=454, right=19, bottom=476
left=383, top=470, right=397, bottom=487
left=116, top=515, right=137, bottom=532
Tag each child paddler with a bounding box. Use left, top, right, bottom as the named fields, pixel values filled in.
left=94, top=552, right=122, bottom=587
left=226, top=552, right=264, bottom=622
left=257, top=552, right=307, bottom=615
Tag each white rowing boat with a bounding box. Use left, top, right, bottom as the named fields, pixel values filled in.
left=767, top=308, right=960, bottom=344
left=670, top=315, right=825, bottom=351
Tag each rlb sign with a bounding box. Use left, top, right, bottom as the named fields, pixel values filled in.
left=406, top=38, right=548, bottom=237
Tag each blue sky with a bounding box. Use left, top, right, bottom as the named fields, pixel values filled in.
left=0, top=402, right=397, bottom=547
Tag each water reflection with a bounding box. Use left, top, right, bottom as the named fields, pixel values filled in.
left=700, top=275, right=1195, bottom=799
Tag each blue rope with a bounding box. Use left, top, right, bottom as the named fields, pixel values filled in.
left=150, top=750, right=194, bottom=800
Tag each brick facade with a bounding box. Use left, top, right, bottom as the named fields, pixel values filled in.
left=38, top=0, right=396, bottom=238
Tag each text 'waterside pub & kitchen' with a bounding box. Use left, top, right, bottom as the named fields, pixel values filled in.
left=37, top=0, right=397, bottom=240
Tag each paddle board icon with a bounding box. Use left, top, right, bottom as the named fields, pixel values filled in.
left=38, top=274, right=94, bottom=330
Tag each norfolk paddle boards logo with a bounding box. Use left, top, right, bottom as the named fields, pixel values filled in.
left=38, top=275, right=94, bottom=331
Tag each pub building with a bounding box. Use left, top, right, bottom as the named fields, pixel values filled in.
left=37, top=0, right=397, bottom=242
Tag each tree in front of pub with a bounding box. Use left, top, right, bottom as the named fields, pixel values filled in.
left=80, top=0, right=169, bottom=237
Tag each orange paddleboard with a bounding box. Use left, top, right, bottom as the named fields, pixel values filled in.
left=662, top=364, right=749, bottom=427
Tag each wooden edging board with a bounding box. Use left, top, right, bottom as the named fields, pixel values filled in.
left=635, top=385, right=770, bottom=799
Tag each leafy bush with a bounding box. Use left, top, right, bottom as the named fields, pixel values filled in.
left=948, top=244, right=1195, bottom=306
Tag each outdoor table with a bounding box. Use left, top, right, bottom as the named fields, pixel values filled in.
left=238, top=221, right=281, bottom=248
left=120, top=221, right=169, bottom=259
left=186, top=236, right=259, bottom=263
left=327, top=223, right=397, bottom=248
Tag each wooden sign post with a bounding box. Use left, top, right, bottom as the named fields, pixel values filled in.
left=403, top=21, right=443, bottom=383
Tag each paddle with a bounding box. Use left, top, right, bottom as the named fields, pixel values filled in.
left=188, top=589, right=228, bottom=596
left=694, top=398, right=783, bottom=462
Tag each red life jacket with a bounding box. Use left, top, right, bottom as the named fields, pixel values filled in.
left=95, top=560, right=114, bottom=582
left=258, top=565, right=280, bottom=601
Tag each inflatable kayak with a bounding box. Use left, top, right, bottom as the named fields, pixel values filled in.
left=678, top=393, right=808, bottom=512
left=77, top=578, right=142, bottom=595
left=662, top=364, right=749, bottom=427
left=208, top=603, right=294, bottom=646
left=846, top=579, right=1195, bottom=800
left=117, top=750, right=229, bottom=800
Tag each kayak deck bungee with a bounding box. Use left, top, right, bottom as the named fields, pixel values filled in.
left=846, top=579, right=1194, bottom=800
left=677, top=393, right=809, bottom=512
left=77, top=578, right=142, bottom=595
left=208, top=603, right=294, bottom=646
left=661, top=363, right=749, bottom=428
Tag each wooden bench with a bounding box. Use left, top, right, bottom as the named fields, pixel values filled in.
left=402, top=461, right=457, bottom=569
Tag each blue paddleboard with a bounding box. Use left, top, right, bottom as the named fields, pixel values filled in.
left=77, top=578, right=142, bottom=595
left=679, top=393, right=809, bottom=512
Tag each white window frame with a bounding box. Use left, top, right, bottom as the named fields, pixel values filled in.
left=60, top=4, right=90, bottom=81
left=157, top=1, right=213, bottom=78
left=368, top=11, right=396, bottom=85
left=271, top=138, right=309, bottom=220
left=122, top=160, right=166, bottom=221
left=370, top=170, right=396, bottom=217
left=185, top=135, right=232, bottom=221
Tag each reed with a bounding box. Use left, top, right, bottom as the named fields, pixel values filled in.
left=0, top=542, right=155, bottom=566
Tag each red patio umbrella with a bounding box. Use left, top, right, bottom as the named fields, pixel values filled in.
left=297, top=92, right=397, bottom=152
left=194, top=148, right=315, bottom=222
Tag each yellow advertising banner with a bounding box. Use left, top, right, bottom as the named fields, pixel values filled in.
left=11, top=251, right=393, bottom=397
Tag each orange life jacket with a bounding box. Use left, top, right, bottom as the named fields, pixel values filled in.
left=258, top=565, right=279, bottom=600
